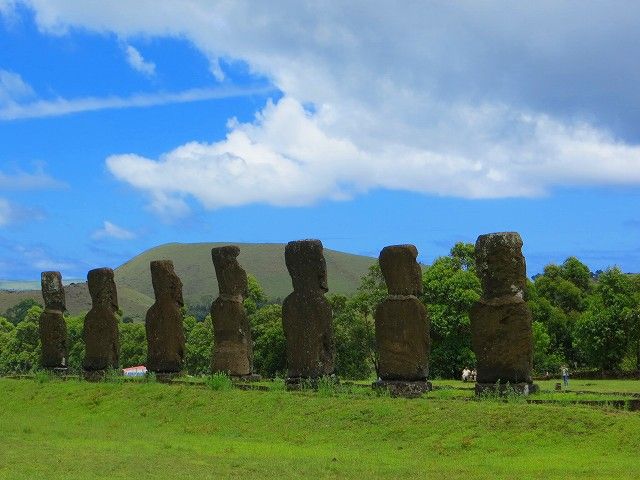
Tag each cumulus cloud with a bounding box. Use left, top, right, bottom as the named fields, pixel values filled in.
left=91, top=221, right=136, bottom=240
left=11, top=1, right=640, bottom=210
left=124, top=45, right=156, bottom=76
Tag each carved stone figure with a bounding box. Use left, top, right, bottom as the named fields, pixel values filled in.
left=471, top=232, right=537, bottom=394
left=83, top=268, right=119, bottom=374
left=374, top=245, right=431, bottom=397
left=145, top=260, right=185, bottom=374
left=210, top=246, right=255, bottom=377
left=38, top=271, right=67, bottom=369
left=282, top=239, right=335, bottom=386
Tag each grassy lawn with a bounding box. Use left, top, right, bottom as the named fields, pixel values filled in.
left=1, top=378, right=639, bottom=479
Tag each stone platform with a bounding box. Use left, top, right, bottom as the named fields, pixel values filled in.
left=475, top=382, right=539, bottom=396
left=285, top=375, right=338, bottom=391
left=372, top=379, right=432, bottom=398
left=231, top=373, right=262, bottom=382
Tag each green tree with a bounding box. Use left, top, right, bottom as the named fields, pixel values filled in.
left=183, top=315, right=198, bottom=338
left=244, top=274, right=268, bottom=315
left=528, top=283, right=574, bottom=363
left=0, top=305, right=42, bottom=373
left=422, top=243, right=481, bottom=378
left=65, top=314, right=85, bottom=372
left=184, top=315, right=213, bottom=375
left=331, top=295, right=375, bottom=379
left=120, top=322, right=147, bottom=368
left=574, top=267, right=635, bottom=370
left=534, top=257, right=592, bottom=313
left=352, top=263, right=386, bottom=318
left=4, top=298, right=42, bottom=325
left=250, top=304, right=286, bottom=377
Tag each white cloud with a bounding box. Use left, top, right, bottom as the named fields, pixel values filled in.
left=0, top=69, right=34, bottom=105
left=12, top=1, right=640, bottom=209
left=107, top=97, right=640, bottom=211
left=0, top=166, right=66, bottom=189
left=0, top=84, right=273, bottom=120
left=125, top=45, right=156, bottom=76
left=91, top=221, right=136, bottom=240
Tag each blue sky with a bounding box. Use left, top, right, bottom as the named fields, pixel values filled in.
left=0, top=1, right=639, bottom=280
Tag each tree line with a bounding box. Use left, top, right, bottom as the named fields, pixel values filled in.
left=1, top=243, right=639, bottom=378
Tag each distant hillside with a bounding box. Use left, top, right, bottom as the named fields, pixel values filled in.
left=1, top=242, right=375, bottom=321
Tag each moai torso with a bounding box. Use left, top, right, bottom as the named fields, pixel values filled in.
left=375, top=245, right=430, bottom=381
left=145, top=260, right=185, bottom=373
left=83, top=268, right=120, bottom=371
left=282, top=240, right=335, bottom=379
left=470, top=232, right=534, bottom=384
left=39, top=271, right=68, bottom=368
left=211, top=246, right=253, bottom=376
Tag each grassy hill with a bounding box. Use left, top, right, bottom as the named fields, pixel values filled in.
left=2, top=378, right=640, bottom=479
left=0, top=242, right=375, bottom=320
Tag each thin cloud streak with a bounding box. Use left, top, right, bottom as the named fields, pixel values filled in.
left=0, top=84, right=275, bottom=120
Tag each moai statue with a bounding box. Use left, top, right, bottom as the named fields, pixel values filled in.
left=83, top=268, right=120, bottom=377
left=471, top=232, right=537, bottom=395
left=282, top=239, right=335, bottom=387
left=145, top=260, right=185, bottom=376
left=38, top=271, right=68, bottom=370
left=373, top=245, right=431, bottom=397
left=210, top=246, right=257, bottom=379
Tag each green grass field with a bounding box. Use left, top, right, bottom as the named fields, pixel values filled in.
left=1, top=378, right=639, bottom=479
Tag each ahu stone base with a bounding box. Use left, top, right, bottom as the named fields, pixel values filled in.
left=475, top=382, right=539, bottom=396
left=154, top=371, right=183, bottom=383
left=230, top=373, right=261, bottom=382
left=373, top=379, right=432, bottom=398
left=285, top=375, right=338, bottom=391
left=82, top=370, right=107, bottom=382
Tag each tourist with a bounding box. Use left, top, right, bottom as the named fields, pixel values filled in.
left=561, top=365, right=569, bottom=388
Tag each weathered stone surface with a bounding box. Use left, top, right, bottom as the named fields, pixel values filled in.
left=475, top=381, right=539, bottom=396
left=372, top=379, right=432, bottom=398
left=41, top=271, right=66, bottom=311
left=38, top=271, right=67, bottom=369
left=471, top=300, right=533, bottom=384
left=375, top=297, right=430, bottom=380
left=146, top=260, right=185, bottom=373
left=475, top=232, right=527, bottom=300
left=375, top=244, right=430, bottom=384
left=211, top=246, right=248, bottom=297
left=285, top=239, right=328, bottom=293
left=282, top=240, right=335, bottom=380
left=379, top=245, right=423, bottom=295
left=471, top=232, right=535, bottom=391
left=83, top=268, right=119, bottom=371
left=211, top=246, right=254, bottom=377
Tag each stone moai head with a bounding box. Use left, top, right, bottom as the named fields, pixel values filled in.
left=211, top=246, right=248, bottom=298
left=379, top=245, right=423, bottom=296
left=285, top=239, right=328, bottom=293
left=87, top=268, right=119, bottom=311
left=150, top=260, right=184, bottom=306
left=475, top=232, right=527, bottom=300
left=41, top=271, right=65, bottom=311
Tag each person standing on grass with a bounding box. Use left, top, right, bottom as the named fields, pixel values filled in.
left=561, top=366, right=569, bottom=388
